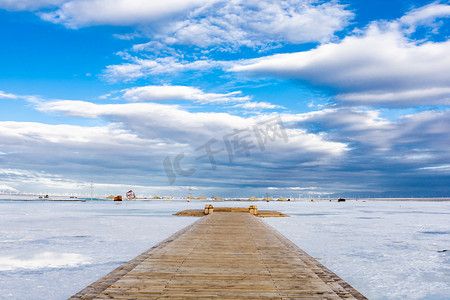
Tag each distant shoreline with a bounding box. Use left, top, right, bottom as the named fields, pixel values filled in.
left=1, top=195, right=450, bottom=202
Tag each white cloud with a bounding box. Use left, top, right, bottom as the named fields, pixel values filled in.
left=0, top=98, right=352, bottom=191
left=36, top=100, right=347, bottom=159
left=103, top=57, right=216, bottom=82
left=0, top=91, right=18, bottom=99
left=0, top=0, right=63, bottom=11
left=267, top=186, right=317, bottom=190
left=162, top=0, right=353, bottom=49
left=286, top=108, right=450, bottom=167
left=420, top=164, right=450, bottom=171
left=122, top=85, right=250, bottom=104
left=112, top=32, right=141, bottom=40
left=284, top=108, right=395, bottom=151
left=9, top=0, right=351, bottom=50
left=4, top=93, right=450, bottom=193
left=231, top=20, right=450, bottom=107
left=400, top=3, right=450, bottom=33
left=336, top=87, right=450, bottom=105
left=0, top=121, right=146, bottom=145
left=233, top=101, right=284, bottom=110
left=39, top=0, right=215, bottom=28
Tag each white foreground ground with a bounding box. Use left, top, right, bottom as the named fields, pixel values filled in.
left=0, top=200, right=449, bottom=299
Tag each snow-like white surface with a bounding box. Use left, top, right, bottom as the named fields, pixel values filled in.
left=0, top=200, right=198, bottom=299
left=263, top=200, right=450, bottom=300
left=0, top=200, right=449, bottom=299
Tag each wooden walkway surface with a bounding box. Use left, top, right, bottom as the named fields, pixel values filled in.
left=70, top=212, right=366, bottom=299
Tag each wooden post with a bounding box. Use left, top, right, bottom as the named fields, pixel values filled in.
left=249, top=205, right=258, bottom=215
left=205, top=204, right=214, bottom=215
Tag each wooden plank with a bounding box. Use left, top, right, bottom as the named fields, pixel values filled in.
left=174, top=207, right=288, bottom=217
left=70, top=211, right=366, bottom=299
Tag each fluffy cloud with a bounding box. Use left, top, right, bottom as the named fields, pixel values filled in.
left=287, top=108, right=450, bottom=169
left=0, top=120, right=174, bottom=191
left=122, top=85, right=250, bottom=104
left=0, top=121, right=147, bottom=145
left=36, top=99, right=450, bottom=173
left=8, top=0, right=352, bottom=50
left=39, top=0, right=214, bottom=28
left=400, top=3, right=450, bottom=33
left=162, top=0, right=353, bottom=49
left=103, top=57, right=216, bottom=82
left=36, top=100, right=345, bottom=155
left=231, top=4, right=450, bottom=107
left=0, top=99, right=350, bottom=192
left=3, top=93, right=449, bottom=195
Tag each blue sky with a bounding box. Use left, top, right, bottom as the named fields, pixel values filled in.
left=1, top=0, right=450, bottom=198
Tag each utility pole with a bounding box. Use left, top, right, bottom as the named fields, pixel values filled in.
left=188, top=186, right=192, bottom=202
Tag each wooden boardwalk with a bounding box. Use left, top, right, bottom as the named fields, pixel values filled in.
left=70, top=212, right=366, bottom=299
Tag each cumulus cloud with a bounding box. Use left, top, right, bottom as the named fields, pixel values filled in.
left=0, top=98, right=351, bottom=192
left=3, top=92, right=449, bottom=194
left=122, top=85, right=250, bottom=104
left=8, top=0, right=352, bottom=50
left=231, top=4, right=450, bottom=107
left=287, top=108, right=450, bottom=170
left=162, top=0, right=353, bottom=49
left=36, top=100, right=339, bottom=149
left=0, top=120, right=177, bottom=192
left=39, top=0, right=215, bottom=28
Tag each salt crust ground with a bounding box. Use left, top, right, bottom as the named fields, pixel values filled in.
left=0, top=200, right=449, bottom=299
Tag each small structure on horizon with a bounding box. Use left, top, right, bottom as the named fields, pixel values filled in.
left=338, top=198, right=346, bottom=202
left=126, top=190, right=136, bottom=200
left=114, top=195, right=122, bottom=201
